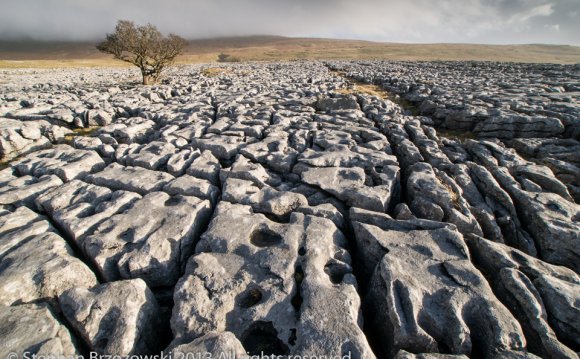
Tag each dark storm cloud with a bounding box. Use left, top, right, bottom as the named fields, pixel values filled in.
left=0, top=0, right=578, bottom=44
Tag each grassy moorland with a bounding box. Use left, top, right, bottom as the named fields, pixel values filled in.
left=1, top=36, right=579, bottom=68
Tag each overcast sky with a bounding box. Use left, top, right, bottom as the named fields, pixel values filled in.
left=1, top=0, right=578, bottom=45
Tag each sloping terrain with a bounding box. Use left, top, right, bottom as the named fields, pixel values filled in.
left=1, top=36, right=580, bottom=68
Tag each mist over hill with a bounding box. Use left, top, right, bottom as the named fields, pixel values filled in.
left=1, top=36, right=580, bottom=66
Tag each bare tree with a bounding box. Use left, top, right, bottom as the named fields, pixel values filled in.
left=97, top=20, right=186, bottom=85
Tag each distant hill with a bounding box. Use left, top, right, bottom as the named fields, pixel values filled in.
left=1, top=36, right=579, bottom=67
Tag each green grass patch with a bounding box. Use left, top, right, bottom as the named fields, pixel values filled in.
left=60, top=126, right=101, bottom=145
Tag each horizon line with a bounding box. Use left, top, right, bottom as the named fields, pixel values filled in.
left=0, top=35, right=579, bottom=48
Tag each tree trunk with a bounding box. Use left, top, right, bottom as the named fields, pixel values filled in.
left=141, top=67, right=162, bottom=85
left=142, top=72, right=161, bottom=85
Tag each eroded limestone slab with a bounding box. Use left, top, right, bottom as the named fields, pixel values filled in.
left=59, top=279, right=160, bottom=355
left=0, top=304, right=78, bottom=357
left=83, top=192, right=212, bottom=287
left=353, top=218, right=526, bottom=357
left=85, top=163, right=174, bottom=195
left=12, top=144, right=105, bottom=181
left=0, top=207, right=97, bottom=306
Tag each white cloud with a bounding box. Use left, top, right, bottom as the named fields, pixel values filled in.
left=508, top=3, right=554, bottom=24
left=0, top=0, right=577, bottom=45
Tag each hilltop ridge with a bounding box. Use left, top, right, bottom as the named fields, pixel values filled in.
left=1, top=36, right=580, bottom=67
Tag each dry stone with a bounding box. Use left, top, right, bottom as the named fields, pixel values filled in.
left=0, top=304, right=78, bottom=356
left=59, top=279, right=160, bottom=355
left=83, top=192, right=211, bottom=287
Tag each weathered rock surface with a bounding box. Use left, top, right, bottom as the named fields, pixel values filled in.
left=0, top=173, right=63, bottom=208
left=330, top=61, right=579, bottom=140
left=0, top=206, right=98, bottom=306
left=301, top=165, right=398, bottom=212
left=173, top=202, right=375, bottom=357
left=164, top=175, right=220, bottom=204
left=0, top=303, right=78, bottom=357
left=406, top=162, right=482, bottom=235
left=169, top=332, right=247, bottom=358
left=36, top=179, right=141, bottom=241
left=85, top=162, right=174, bottom=194
left=353, top=212, right=527, bottom=358
left=474, top=115, right=565, bottom=139
left=1, top=62, right=578, bottom=358
left=59, top=279, right=160, bottom=355
left=466, top=234, right=579, bottom=358
left=83, top=192, right=212, bottom=287
left=12, top=144, right=105, bottom=182
left=0, top=118, right=52, bottom=160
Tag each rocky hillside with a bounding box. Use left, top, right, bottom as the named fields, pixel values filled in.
left=0, top=62, right=578, bottom=358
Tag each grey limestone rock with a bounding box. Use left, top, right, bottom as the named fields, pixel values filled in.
left=393, top=138, right=425, bottom=170
left=445, top=163, right=503, bottom=242
left=193, top=134, right=248, bottom=160
left=466, top=234, right=579, bottom=357
left=173, top=201, right=374, bottom=357
left=406, top=162, right=482, bottom=236
left=301, top=165, right=399, bottom=213
left=86, top=109, right=113, bottom=126
left=171, top=252, right=296, bottom=351
left=72, top=136, right=103, bottom=151
left=512, top=164, right=573, bottom=202
left=169, top=332, right=247, bottom=358
left=186, top=150, right=221, bottom=184
left=316, top=95, right=360, bottom=112
left=492, top=166, right=580, bottom=271
left=2, top=61, right=579, bottom=359
left=291, top=214, right=375, bottom=358
left=240, top=135, right=299, bottom=173
left=121, top=141, right=176, bottom=170
left=0, top=174, right=63, bottom=208
left=0, top=304, right=78, bottom=357
left=354, top=217, right=526, bottom=357
left=36, top=179, right=141, bottom=241
left=85, top=163, right=175, bottom=195
left=0, top=118, right=52, bottom=160
left=466, top=162, right=536, bottom=254
left=295, top=202, right=345, bottom=228
left=221, top=177, right=308, bottom=219
left=474, top=115, right=565, bottom=139
left=12, top=144, right=105, bottom=182
left=350, top=207, right=455, bottom=285
left=83, top=192, right=212, bottom=287
left=167, top=148, right=200, bottom=176
left=59, top=279, right=160, bottom=355
left=164, top=175, right=220, bottom=204
left=109, top=117, right=156, bottom=144
left=220, top=154, right=275, bottom=187
left=0, top=206, right=98, bottom=306
left=298, top=145, right=397, bottom=169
